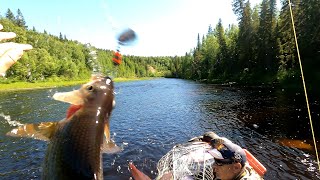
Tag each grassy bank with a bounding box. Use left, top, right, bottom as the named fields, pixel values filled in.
left=0, top=77, right=156, bottom=92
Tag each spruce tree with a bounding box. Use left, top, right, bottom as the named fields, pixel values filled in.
left=296, top=0, right=320, bottom=87
left=298, top=0, right=320, bottom=56
left=16, top=9, right=27, bottom=28
left=277, top=0, right=300, bottom=71
left=256, top=0, right=278, bottom=74
left=214, top=19, right=228, bottom=78
left=196, top=33, right=201, bottom=51
left=59, top=32, right=63, bottom=40
left=6, top=8, right=15, bottom=22
left=192, top=33, right=203, bottom=79
left=232, top=0, right=245, bottom=20
left=232, top=0, right=254, bottom=77
left=207, top=24, right=213, bottom=35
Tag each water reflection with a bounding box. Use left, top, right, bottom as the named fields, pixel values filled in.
left=235, top=86, right=320, bottom=152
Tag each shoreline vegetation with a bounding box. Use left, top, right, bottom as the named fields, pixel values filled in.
left=1, top=1, right=319, bottom=94
left=0, top=77, right=156, bottom=92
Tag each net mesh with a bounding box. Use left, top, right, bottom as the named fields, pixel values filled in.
left=156, top=142, right=216, bottom=180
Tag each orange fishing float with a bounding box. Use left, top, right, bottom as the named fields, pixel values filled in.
left=112, top=50, right=122, bottom=65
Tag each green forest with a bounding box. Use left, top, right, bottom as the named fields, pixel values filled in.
left=0, top=9, right=174, bottom=83
left=1, top=0, right=320, bottom=92
left=171, top=0, right=319, bottom=91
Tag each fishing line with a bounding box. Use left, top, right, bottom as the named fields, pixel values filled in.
left=287, top=0, right=320, bottom=172
left=101, top=0, right=120, bottom=32
left=99, top=0, right=121, bottom=78
left=100, top=0, right=137, bottom=78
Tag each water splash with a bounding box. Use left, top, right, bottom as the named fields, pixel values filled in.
left=85, top=44, right=117, bottom=79
left=116, top=165, right=121, bottom=173
left=85, top=44, right=101, bottom=74
left=301, top=153, right=319, bottom=173
left=0, top=113, right=23, bottom=126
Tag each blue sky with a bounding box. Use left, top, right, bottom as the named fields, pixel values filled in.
left=1, top=0, right=280, bottom=56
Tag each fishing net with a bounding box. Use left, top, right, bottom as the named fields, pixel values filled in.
left=156, top=142, right=216, bottom=180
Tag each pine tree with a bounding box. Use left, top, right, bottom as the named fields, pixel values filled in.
left=277, top=0, right=300, bottom=71
left=256, top=0, right=278, bottom=74
left=268, top=0, right=278, bottom=73
left=16, top=9, right=27, bottom=28
left=214, top=19, right=228, bottom=78
left=298, top=0, right=320, bottom=56
left=232, top=0, right=245, bottom=20
left=250, top=4, right=260, bottom=69
left=296, top=0, right=320, bottom=87
left=207, top=24, right=213, bottom=35
left=59, top=32, right=63, bottom=40
left=202, top=27, right=219, bottom=80
left=232, top=0, right=255, bottom=78
left=192, top=33, right=203, bottom=79
left=196, top=33, right=201, bottom=51
left=200, top=34, right=209, bottom=79
left=6, top=8, right=15, bottom=22
left=251, top=5, right=260, bottom=33
left=225, top=24, right=239, bottom=78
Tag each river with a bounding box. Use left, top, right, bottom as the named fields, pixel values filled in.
left=0, top=78, right=319, bottom=179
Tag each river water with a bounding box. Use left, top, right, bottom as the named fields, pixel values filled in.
left=0, top=78, right=319, bottom=179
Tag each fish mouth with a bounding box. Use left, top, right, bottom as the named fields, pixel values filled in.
left=52, top=75, right=112, bottom=105
left=53, top=89, right=84, bottom=105
left=53, top=77, right=115, bottom=109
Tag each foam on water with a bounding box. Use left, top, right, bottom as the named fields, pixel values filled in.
left=0, top=113, right=23, bottom=126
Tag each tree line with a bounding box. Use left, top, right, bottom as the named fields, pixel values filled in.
left=1, top=1, right=319, bottom=92
left=171, top=0, right=319, bottom=91
left=0, top=9, right=173, bottom=82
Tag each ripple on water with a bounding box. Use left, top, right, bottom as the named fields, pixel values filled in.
left=0, top=79, right=319, bottom=179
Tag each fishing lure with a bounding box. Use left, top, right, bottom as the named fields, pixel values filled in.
left=112, top=28, right=137, bottom=66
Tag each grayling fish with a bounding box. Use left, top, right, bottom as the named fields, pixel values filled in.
left=7, top=76, right=119, bottom=180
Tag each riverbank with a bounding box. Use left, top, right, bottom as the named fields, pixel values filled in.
left=0, top=77, right=156, bottom=92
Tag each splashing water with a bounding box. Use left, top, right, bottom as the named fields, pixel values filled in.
left=0, top=113, right=23, bottom=126
left=86, top=44, right=101, bottom=74
left=301, top=153, right=319, bottom=173
left=85, top=43, right=117, bottom=78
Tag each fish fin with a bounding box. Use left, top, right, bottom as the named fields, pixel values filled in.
left=6, top=122, right=58, bottom=141
left=101, top=139, right=121, bottom=154
left=102, top=120, right=121, bottom=153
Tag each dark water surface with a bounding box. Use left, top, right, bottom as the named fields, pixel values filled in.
left=0, top=78, right=319, bottom=179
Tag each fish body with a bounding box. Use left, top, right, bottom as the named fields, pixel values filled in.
left=7, top=76, right=117, bottom=180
